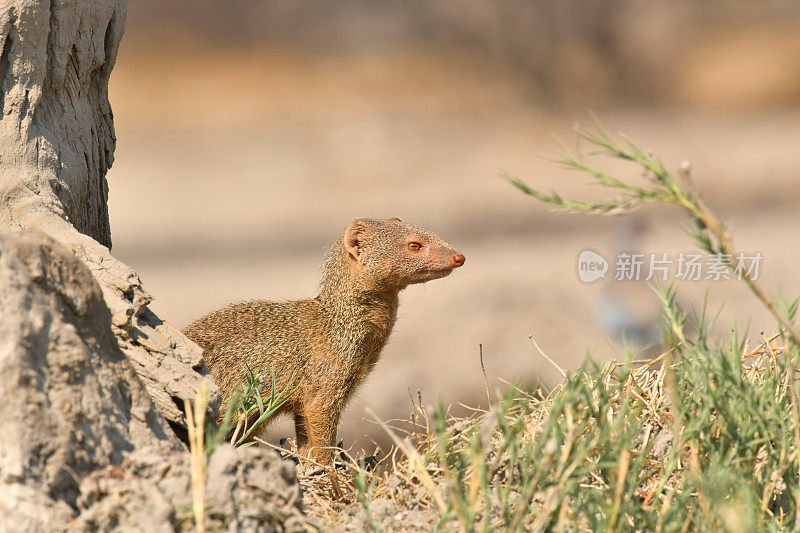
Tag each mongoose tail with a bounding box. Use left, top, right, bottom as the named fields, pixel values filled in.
left=183, top=217, right=465, bottom=464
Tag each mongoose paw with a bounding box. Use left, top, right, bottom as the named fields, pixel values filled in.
left=278, top=437, right=300, bottom=465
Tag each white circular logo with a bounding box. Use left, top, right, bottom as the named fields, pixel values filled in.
left=577, top=250, right=608, bottom=283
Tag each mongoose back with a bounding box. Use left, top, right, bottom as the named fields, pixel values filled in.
left=183, top=217, right=465, bottom=464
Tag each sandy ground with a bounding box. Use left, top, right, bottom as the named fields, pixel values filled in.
left=107, top=44, right=800, bottom=450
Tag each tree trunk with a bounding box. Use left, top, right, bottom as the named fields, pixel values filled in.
left=0, top=0, right=120, bottom=247
left=0, top=4, right=308, bottom=529
left=0, top=0, right=220, bottom=431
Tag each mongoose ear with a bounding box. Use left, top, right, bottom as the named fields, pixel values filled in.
left=345, top=222, right=367, bottom=261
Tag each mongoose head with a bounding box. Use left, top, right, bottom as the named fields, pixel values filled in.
left=343, top=217, right=465, bottom=292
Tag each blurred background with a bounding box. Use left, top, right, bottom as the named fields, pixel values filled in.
left=109, top=1, right=800, bottom=450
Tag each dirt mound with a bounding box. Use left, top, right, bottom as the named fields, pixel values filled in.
left=0, top=230, right=305, bottom=531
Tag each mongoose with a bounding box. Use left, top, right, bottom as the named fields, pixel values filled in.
left=183, top=217, right=465, bottom=464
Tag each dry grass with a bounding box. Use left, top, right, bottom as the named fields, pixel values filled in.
left=290, top=323, right=798, bottom=531
left=185, top=379, right=210, bottom=533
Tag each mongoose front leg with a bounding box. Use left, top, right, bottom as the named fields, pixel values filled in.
left=298, top=400, right=340, bottom=465
left=293, top=411, right=309, bottom=452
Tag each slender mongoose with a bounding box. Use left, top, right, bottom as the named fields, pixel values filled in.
left=183, top=217, right=465, bottom=464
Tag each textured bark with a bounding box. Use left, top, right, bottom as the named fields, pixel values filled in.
left=0, top=231, right=305, bottom=531
left=0, top=0, right=121, bottom=247
left=0, top=230, right=180, bottom=527
left=0, top=0, right=220, bottom=428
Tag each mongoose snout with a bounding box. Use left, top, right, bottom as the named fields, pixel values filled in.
left=183, top=217, right=464, bottom=465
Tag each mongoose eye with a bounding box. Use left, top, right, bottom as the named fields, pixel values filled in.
left=408, top=242, right=422, bottom=252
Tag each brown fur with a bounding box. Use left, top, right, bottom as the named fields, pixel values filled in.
left=183, top=218, right=465, bottom=464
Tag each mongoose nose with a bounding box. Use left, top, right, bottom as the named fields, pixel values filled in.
left=452, top=253, right=466, bottom=267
